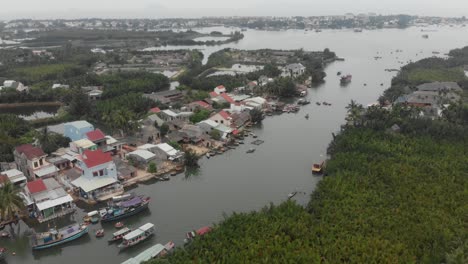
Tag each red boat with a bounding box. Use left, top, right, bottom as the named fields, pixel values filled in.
left=95, top=229, right=105, bottom=238
left=185, top=226, right=212, bottom=243
left=340, top=74, right=352, bottom=84
left=115, top=222, right=124, bottom=229
left=312, top=161, right=325, bottom=174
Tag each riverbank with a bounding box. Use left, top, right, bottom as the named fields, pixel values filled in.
left=0, top=101, right=62, bottom=108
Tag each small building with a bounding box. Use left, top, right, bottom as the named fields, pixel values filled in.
left=86, top=129, right=107, bottom=148
left=14, top=144, right=58, bottom=180
left=154, top=143, right=183, bottom=161
left=88, top=89, right=103, bottom=100
left=126, top=149, right=157, bottom=165
left=187, top=101, right=213, bottom=112
left=24, top=178, right=75, bottom=223
left=70, top=139, right=98, bottom=154
left=137, top=144, right=159, bottom=154
left=64, top=121, right=95, bottom=141
left=416, top=82, right=462, bottom=93
left=231, top=112, right=251, bottom=129
left=214, top=85, right=227, bottom=94
left=281, top=63, right=306, bottom=77
left=209, top=110, right=232, bottom=127
left=71, top=150, right=122, bottom=202
left=0, top=169, right=27, bottom=186
left=243, top=97, right=267, bottom=109
left=149, top=107, right=161, bottom=114
left=160, top=109, right=193, bottom=122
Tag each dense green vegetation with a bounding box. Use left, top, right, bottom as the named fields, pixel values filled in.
left=96, top=72, right=169, bottom=98
left=189, top=109, right=212, bottom=124
left=0, top=182, right=24, bottom=221
left=0, top=114, right=34, bottom=162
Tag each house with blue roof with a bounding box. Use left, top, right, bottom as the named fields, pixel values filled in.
left=64, top=121, right=95, bottom=141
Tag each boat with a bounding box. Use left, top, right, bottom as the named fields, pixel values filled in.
left=31, top=223, right=89, bottom=250
left=337, top=71, right=341, bottom=75
left=108, top=227, right=132, bottom=243
left=115, top=222, right=124, bottom=229
left=122, top=241, right=175, bottom=263
left=340, top=74, right=352, bottom=84
left=288, top=191, right=298, bottom=199
left=208, top=151, right=216, bottom=156
left=246, top=148, right=255, bottom=154
left=312, top=161, right=325, bottom=174
left=184, top=226, right=212, bottom=244
left=315, top=29, right=322, bottom=32
left=1, top=231, right=10, bottom=238
left=95, top=229, right=105, bottom=238
left=159, top=175, right=170, bottom=181
left=252, top=134, right=258, bottom=138
left=205, top=153, right=210, bottom=158
left=305, top=114, right=309, bottom=119
left=422, top=34, right=429, bottom=39
left=297, top=99, right=310, bottom=105
left=354, top=28, right=363, bottom=32
left=170, top=171, right=177, bottom=176
left=118, top=223, right=155, bottom=250
left=316, top=102, right=321, bottom=106
left=112, top=193, right=133, bottom=202
left=100, top=196, right=150, bottom=223
left=238, top=141, right=244, bottom=144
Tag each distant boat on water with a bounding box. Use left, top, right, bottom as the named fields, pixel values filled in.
left=340, top=75, right=352, bottom=84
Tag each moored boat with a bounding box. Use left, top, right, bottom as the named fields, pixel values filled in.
left=312, top=161, right=325, bottom=174
left=31, top=223, right=89, bottom=250
left=115, top=222, right=124, bottom=229
left=340, top=74, right=352, bottom=84
left=118, top=223, right=155, bottom=250
left=100, top=196, right=150, bottom=223
left=108, top=227, right=132, bottom=243
left=95, top=229, right=104, bottom=238
left=246, top=148, right=255, bottom=154
left=184, top=226, right=212, bottom=244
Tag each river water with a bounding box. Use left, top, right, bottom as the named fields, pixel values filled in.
left=4, top=25, right=468, bottom=264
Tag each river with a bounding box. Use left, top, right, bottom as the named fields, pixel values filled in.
left=4, top=25, right=468, bottom=264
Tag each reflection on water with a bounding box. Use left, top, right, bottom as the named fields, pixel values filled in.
left=1, top=105, right=60, bottom=120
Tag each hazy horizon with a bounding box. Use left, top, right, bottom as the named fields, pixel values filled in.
left=1, top=0, right=468, bottom=20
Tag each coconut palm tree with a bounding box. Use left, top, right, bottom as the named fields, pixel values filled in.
left=0, top=182, right=24, bottom=221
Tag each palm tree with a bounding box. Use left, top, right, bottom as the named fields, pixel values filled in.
left=345, top=100, right=365, bottom=127
left=0, top=182, right=24, bottom=221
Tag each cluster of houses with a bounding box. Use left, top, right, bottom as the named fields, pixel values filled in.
left=0, top=80, right=29, bottom=92
left=395, top=81, right=462, bottom=117
left=0, top=120, right=185, bottom=223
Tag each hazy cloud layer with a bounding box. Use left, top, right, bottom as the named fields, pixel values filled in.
left=1, top=0, right=467, bottom=19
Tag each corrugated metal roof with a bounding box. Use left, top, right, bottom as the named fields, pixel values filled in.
left=36, top=194, right=73, bottom=211
left=34, top=165, right=59, bottom=177
left=71, top=176, right=117, bottom=193
left=127, top=150, right=156, bottom=160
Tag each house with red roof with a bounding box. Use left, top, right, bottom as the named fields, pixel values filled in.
left=209, top=110, right=232, bottom=127
left=209, top=91, right=219, bottom=98
left=71, top=149, right=122, bottom=202
left=24, top=178, right=75, bottom=222
left=14, top=144, right=58, bottom=180
left=214, top=85, right=226, bottom=94
left=86, top=129, right=107, bottom=147
left=187, top=100, right=214, bottom=112
left=149, top=107, right=161, bottom=114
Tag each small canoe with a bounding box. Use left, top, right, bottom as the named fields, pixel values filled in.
left=246, top=148, right=255, bottom=154
left=96, top=229, right=105, bottom=238
left=115, top=222, right=124, bottom=229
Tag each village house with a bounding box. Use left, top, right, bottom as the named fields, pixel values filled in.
left=71, top=149, right=123, bottom=202
left=243, top=97, right=267, bottom=109
left=88, top=89, right=103, bottom=100
left=149, top=107, right=161, bottom=114
left=198, top=120, right=233, bottom=140
left=64, top=121, right=95, bottom=141
left=70, top=139, right=98, bottom=154
left=187, top=101, right=213, bottom=112
left=0, top=169, right=27, bottom=186
left=416, top=81, right=462, bottom=93
left=144, top=90, right=185, bottom=104
left=231, top=112, right=251, bottom=129
left=126, top=149, right=157, bottom=165
left=24, top=178, right=75, bottom=223
left=159, top=109, right=193, bottom=122
left=86, top=129, right=107, bottom=148
left=214, top=85, right=227, bottom=94
left=179, top=124, right=205, bottom=144
left=281, top=63, right=306, bottom=78
left=153, top=143, right=183, bottom=161
left=114, top=158, right=137, bottom=180
left=137, top=144, right=159, bottom=154
left=14, top=144, right=59, bottom=180
left=209, top=110, right=232, bottom=126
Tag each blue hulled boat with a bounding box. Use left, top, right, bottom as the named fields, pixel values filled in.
left=100, top=196, right=150, bottom=223
left=31, top=223, right=89, bottom=250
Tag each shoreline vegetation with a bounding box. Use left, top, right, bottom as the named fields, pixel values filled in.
left=0, top=101, right=62, bottom=108
left=149, top=47, right=468, bottom=263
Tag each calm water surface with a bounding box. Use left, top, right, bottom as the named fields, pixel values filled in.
left=4, top=25, right=468, bottom=264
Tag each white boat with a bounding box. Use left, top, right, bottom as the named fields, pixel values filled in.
left=112, top=193, right=133, bottom=202
left=118, top=223, right=155, bottom=250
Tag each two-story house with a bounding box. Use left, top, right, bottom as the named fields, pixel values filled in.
left=71, top=149, right=123, bottom=202
left=14, top=144, right=58, bottom=180
left=64, top=121, right=95, bottom=141
left=209, top=110, right=232, bottom=127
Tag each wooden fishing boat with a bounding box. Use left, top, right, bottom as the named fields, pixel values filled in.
left=108, top=227, right=132, bottom=243
left=340, top=74, right=352, bottom=84
left=31, top=223, right=89, bottom=250
left=246, top=148, right=255, bottom=154
left=115, top=222, right=124, bottom=229
left=95, top=229, right=105, bottom=238
left=312, top=161, right=325, bottom=174
left=100, top=196, right=150, bottom=223
left=118, top=223, right=155, bottom=250
left=184, top=226, right=212, bottom=244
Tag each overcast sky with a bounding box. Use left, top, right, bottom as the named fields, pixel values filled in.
left=1, top=0, right=468, bottom=19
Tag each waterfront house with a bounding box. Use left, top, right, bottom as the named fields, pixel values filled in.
left=243, top=97, right=267, bottom=109
left=281, top=63, right=306, bottom=77
left=209, top=110, right=232, bottom=126
left=137, top=144, right=159, bottom=154
left=64, top=121, right=95, bottom=141
left=14, top=144, right=58, bottom=180
left=24, top=178, right=75, bottom=223
left=198, top=120, right=233, bottom=140
left=214, top=85, right=227, bottom=94
left=153, top=143, right=183, bottom=161
left=70, top=139, right=98, bottom=154
left=126, top=149, right=157, bottom=165
left=86, top=129, right=107, bottom=148
left=0, top=169, right=27, bottom=186
left=160, top=109, right=193, bottom=122
left=416, top=82, right=462, bottom=93
left=114, top=158, right=137, bottom=180
left=231, top=112, right=251, bottom=129
left=71, top=149, right=123, bottom=202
